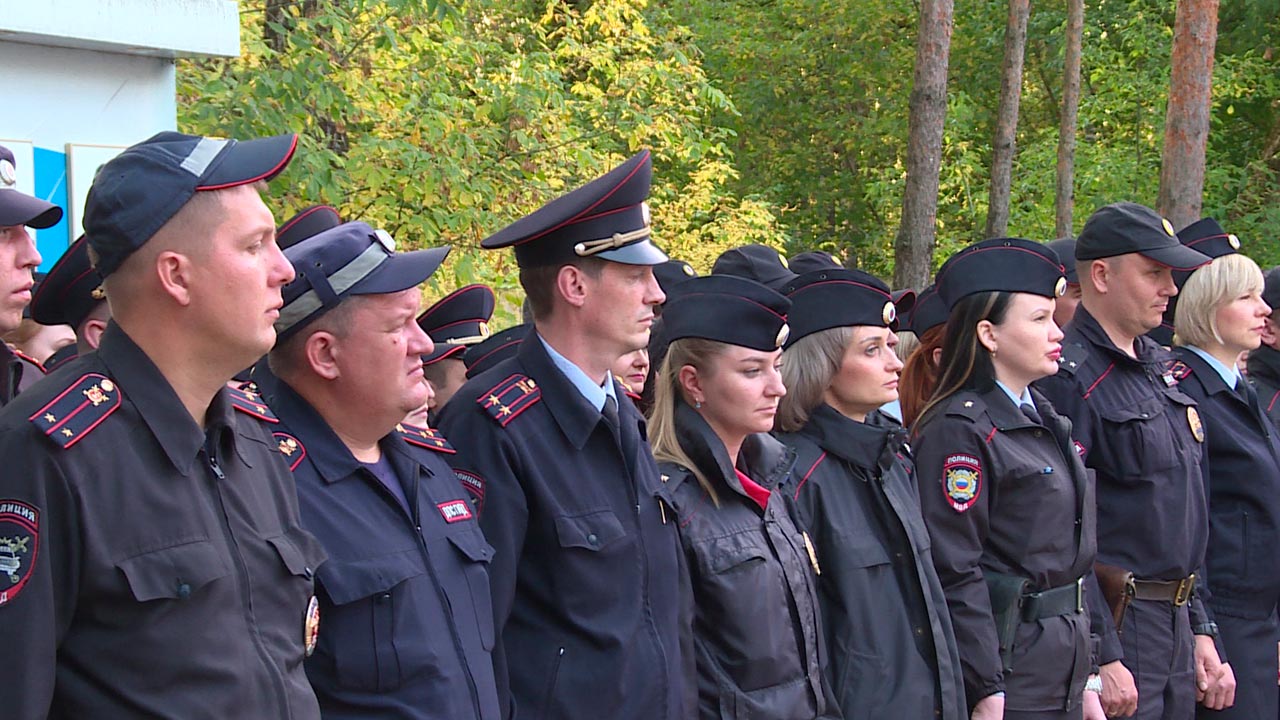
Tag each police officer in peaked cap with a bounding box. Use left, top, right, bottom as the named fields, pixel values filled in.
left=418, top=283, right=496, bottom=417
left=436, top=150, right=690, bottom=720
left=29, top=235, right=110, bottom=363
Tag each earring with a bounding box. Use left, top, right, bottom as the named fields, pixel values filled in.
left=694, top=400, right=703, bottom=409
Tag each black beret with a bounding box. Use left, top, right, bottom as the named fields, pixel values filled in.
left=662, top=274, right=791, bottom=352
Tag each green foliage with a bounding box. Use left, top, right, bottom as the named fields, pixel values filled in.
left=179, top=0, right=787, bottom=327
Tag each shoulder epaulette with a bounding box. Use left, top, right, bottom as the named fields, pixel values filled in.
left=477, top=373, right=541, bottom=427
left=29, top=373, right=122, bottom=449
left=226, top=385, right=278, bottom=423
left=395, top=423, right=456, bottom=454
left=1166, top=359, right=1193, bottom=381
left=945, top=394, right=986, bottom=421
left=1055, top=342, right=1088, bottom=377
left=272, top=431, right=306, bottom=471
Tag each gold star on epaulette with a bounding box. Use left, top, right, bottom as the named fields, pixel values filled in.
left=61, top=428, right=73, bottom=438
left=486, top=395, right=500, bottom=406
left=964, top=401, right=974, bottom=408
left=498, top=405, right=511, bottom=416
left=43, top=413, right=55, bottom=423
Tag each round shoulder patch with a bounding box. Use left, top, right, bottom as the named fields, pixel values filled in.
left=0, top=500, right=39, bottom=606
left=943, top=454, right=982, bottom=512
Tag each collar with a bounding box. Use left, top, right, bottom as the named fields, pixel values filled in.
left=975, top=385, right=1039, bottom=430
left=673, top=400, right=795, bottom=498
left=97, top=322, right=236, bottom=476
left=801, top=403, right=905, bottom=474
left=536, top=333, right=616, bottom=412
left=1183, top=345, right=1240, bottom=389
left=878, top=398, right=903, bottom=423
left=995, top=380, right=1034, bottom=408
left=1071, top=305, right=1170, bottom=366
left=518, top=331, right=606, bottom=449
left=253, top=362, right=365, bottom=484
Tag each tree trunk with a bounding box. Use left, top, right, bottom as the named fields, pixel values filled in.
left=985, top=0, right=1032, bottom=239
left=1157, top=0, right=1220, bottom=229
left=893, top=0, right=955, bottom=290
left=1055, top=0, right=1084, bottom=238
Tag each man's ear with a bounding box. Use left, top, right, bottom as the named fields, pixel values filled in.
left=305, top=332, right=342, bottom=380
left=1089, top=258, right=1112, bottom=295
left=154, top=251, right=195, bottom=306
left=556, top=265, right=590, bottom=309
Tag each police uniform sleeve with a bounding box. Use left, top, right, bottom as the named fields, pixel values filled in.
left=0, top=433, right=81, bottom=720
left=436, top=400, right=527, bottom=720
left=913, top=414, right=1006, bottom=703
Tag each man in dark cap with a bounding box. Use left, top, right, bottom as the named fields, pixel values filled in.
left=1247, top=267, right=1280, bottom=430
left=1036, top=202, right=1216, bottom=720
left=1046, top=237, right=1082, bottom=330
left=0, top=131, right=327, bottom=720
left=436, top=150, right=689, bottom=720
left=29, top=235, right=110, bottom=358
left=418, top=283, right=496, bottom=416
left=277, top=205, right=342, bottom=250
left=253, top=222, right=501, bottom=720
left=712, top=243, right=797, bottom=291
left=463, top=323, right=528, bottom=379
left=0, top=143, right=61, bottom=403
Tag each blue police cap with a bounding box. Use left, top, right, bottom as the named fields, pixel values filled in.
left=277, top=205, right=342, bottom=249
left=30, top=236, right=105, bottom=328
left=275, top=221, right=450, bottom=341
left=0, top=144, right=62, bottom=229
left=652, top=259, right=698, bottom=297
left=1076, top=202, right=1209, bottom=271
left=782, top=269, right=896, bottom=348
left=711, top=244, right=797, bottom=292
left=418, top=284, right=496, bottom=366
left=464, top=323, right=530, bottom=378
left=662, top=274, right=792, bottom=352
left=481, top=150, right=667, bottom=268
left=788, top=251, right=841, bottom=275
left=85, top=131, right=297, bottom=277
left=936, top=238, right=1067, bottom=309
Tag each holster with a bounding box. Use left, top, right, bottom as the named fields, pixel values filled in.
left=984, top=570, right=1031, bottom=672
left=1093, top=562, right=1136, bottom=634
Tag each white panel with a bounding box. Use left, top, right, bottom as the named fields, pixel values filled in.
left=0, top=0, right=240, bottom=58
left=67, top=144, right=128, bottom=240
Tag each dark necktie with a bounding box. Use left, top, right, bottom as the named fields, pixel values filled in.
left=1237, top=379, right=1259, bottom=410
left=1020, top=402, right=1043, bottom=425
left=602, top=394, right=620, bottom=429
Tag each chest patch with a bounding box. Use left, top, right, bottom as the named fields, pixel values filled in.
left=454, top=470, right=485, bottom=513
left=943, top=453, right=982, bottom=513
left=1187, top=406, right=1205, bottom=443
left=0, top=500, right=39, bottom=607
left=438, top=500, right=473, bottom=524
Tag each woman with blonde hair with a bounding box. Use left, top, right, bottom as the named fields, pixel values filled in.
left=649, top=274, right=834, bottom=719
left=912, top=238, right=1103, bottom=720
left=774, top=268, right=966, bottom=720
left=1169, top=219, right=1278, bottom=719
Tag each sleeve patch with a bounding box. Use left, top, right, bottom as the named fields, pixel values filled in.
left=226, top=385, right=278, bottom=423
left=29, top=373, right=122, bottom=449
left=0, top=500, right=39, bottom=606
left=943, top=453, right=982, bottom=512
left=394, top=423, right=456, bottom=454
left=477, top=373, right=541, bottom=427
left=454, top=470, right=485, bottom=513
left=272, top=432, right=306, bottom=472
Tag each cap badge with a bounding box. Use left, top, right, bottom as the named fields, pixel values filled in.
left=478, top=321, right=491, bottom=339
left=778, top=253, right=789, bottom=269
left=1055, top=276, right=1068, bottom=298
left=0, top=159, right=15, bottom=187
left=1228, top=234, right=1241, bottom=250
left=1161, top=218, right=1176, bottom=237
left=640, top=201, right=652, bottom=228
left=681, top=262, right=695, bottom=277
left=882, top=301, right=897, bottom=325
left=374, top=228, right=396, bottom=253
left=775, top=323, right=791, bottom=348
left=90, top=285, right=106, bottom=301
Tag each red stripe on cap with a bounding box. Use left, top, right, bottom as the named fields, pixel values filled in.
left=469, top=339, right=522, bottom=368
left=277, top=204, right=336, bottom=236
left=935, top=245, right=1063, bottom=286
left=196, top=135, right=299, bottom=191
left=792, top=279, right=891, bottom=300
left=1184, top=233, right=1232, bottom=247
left=513, top=150, right=650, bottom=246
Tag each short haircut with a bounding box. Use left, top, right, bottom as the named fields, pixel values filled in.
left=519, top=257, right=606, bottom=321
left=1174, top=253, right=1264, bottom=348
left=267, top=295, right=366, bottom=379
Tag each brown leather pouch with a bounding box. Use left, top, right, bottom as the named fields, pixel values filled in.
left=1093, top=562, right=1136, bottom=634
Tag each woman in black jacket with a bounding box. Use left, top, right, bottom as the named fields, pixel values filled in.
left=773, top=268, right=967, bottom=720
left=648, top=274, right=834, bottom=720
left=912, top=239, right=1103, bottom=720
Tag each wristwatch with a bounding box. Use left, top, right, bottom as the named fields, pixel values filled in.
left=1084, top=675, right=1102, bottom=694
left=1193, top=622, right=1220, bottom=638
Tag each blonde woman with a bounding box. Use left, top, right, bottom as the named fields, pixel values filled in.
left=774, top=268, right=966, bottom=720
left=649, top=274, right=834, bottom=720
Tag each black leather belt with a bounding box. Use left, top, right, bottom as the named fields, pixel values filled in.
left=1132, top=574, right=1195, bottom=606
left=1021, top=577, right=1085, bottom=621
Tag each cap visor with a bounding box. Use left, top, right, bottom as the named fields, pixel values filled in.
left=197, top=134, right=299, bottom=191
left=350, top=246, right=451, bottom=296
left=423, top=344, right=467, bottom=366
left=597, top=238, right=669, bottom=266
left=0, top=190, right=63, bottom=229
left=1140, top=243, right=1211, bottom=271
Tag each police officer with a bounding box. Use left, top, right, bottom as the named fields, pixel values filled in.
left=0, top=143, right=61, bottom=403
left=1246, top=268, right=1280, bottom=427
left=418, top=283, right=496, bottom=415
left=253, top=221, right=501, bottom=719
left=29, top=235, right=110, bottom=359
left=277, top=204, right=342, bottom=249
left=1036, top=202, right=1214, bottom=720
left=1168, top=220, right=1278, bottom=718
left=1046, top=237, right=1083, bottom=330
left=0, top=131, right=327, bottom=719
left=436, top=151, right=688, bottom=720
left=463, top=323, right=529, bottom=380
left=712, top=243, right=798, bottom=292
left=912, top=239, right=1102, bottom=719
left=774, top=268, right=967, bottom=720
left=650, top=274, right=834, bottom=719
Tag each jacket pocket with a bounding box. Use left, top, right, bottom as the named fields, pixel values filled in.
left=446, top=527, right=497, bottom=651
left=266, top=528, right=325, bottom=583
left=118, top=540, right=231, bottom=602
left=1097, top=396, right=1182, bottom=477
left=554, top=509, right=627, bottom=551
left=317, top=551, right=429, bottom=692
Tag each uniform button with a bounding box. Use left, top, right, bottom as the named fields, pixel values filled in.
left=1140, top=412, right=1149, bottom=418
left=914, top=626, right=924, bottom=637
left=587, top=533, right=599, bottom=547
left=176, top=582, right=191, bottom=599
left=1033, top=430, right=1043, bottom=438
left=377, top=593, right=390, bottom=603
left=304, top=566, right=314, bottom=581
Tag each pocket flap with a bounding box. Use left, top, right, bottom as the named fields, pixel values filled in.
left=1099, top=396, right=1165, bottom=423
left=703, top=533, right=771, bottom=574
left=447, top=527, right=496, bottom=564
left=554, top=510, right=626, bottom=551
left=318, top=550, right=427, bottom=606
left=267, top=529, right=326, bottom=579
left=118, top=540, right=231, bottom=602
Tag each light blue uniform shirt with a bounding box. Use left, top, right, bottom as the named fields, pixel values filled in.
left=537, top=334, right=618, bottom=412
left=1184, top=345, right=1240, bottom=389
left=995, top=380, right=1034, bottom=410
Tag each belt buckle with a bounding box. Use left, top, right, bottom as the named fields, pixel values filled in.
left=1173, top=574, right=1195, bottom=607
left=1074, top=577, right=1084, bottom=613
